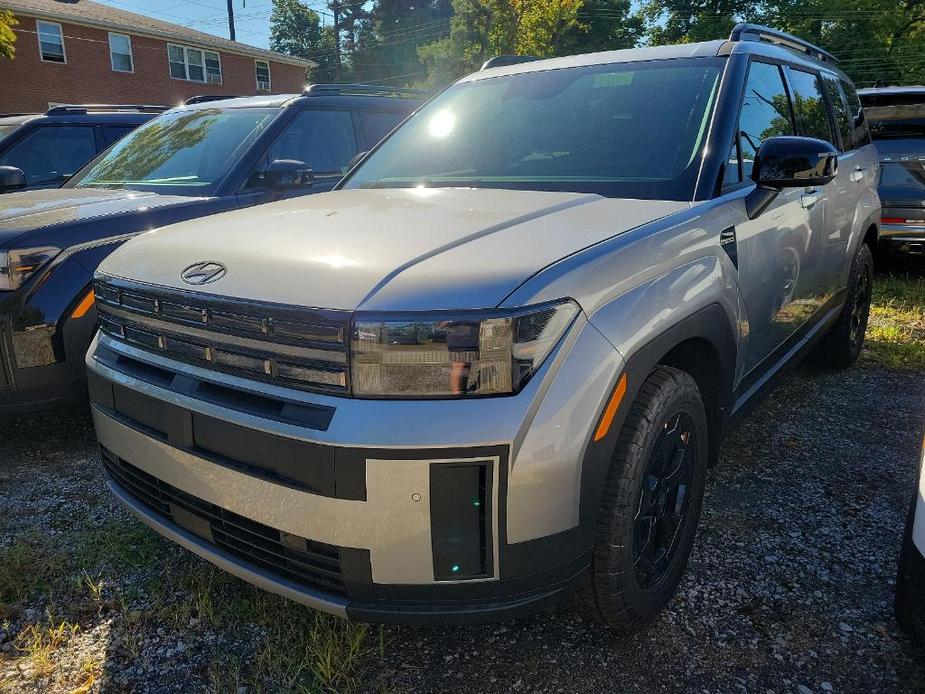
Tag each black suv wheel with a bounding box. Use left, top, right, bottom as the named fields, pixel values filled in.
left=817, top=241, right=874, bottom=368
left=575, top=366, right=708, bottom=632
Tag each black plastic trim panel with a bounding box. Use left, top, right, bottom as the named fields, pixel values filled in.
left=101, top=448, right=348, bottom=597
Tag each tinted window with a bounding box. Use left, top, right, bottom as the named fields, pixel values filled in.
left=817, top=74, right=851, bottom=149
left=269, top=110, right=357, bottom=174
left=880, top=162, right=925, bottom=189
left=731, top=61, right=794, bottom=183
left=101, top=125, right=135, bottom=147
left=789, top=69, right=835, bottom=145
left=70, top=108, right=276, bottom=195
left=0, top=126, right=96, bottom=185
left=839, top=79, right=872, bottom=147
left=359, top=110, right=406, bottom=147
left=346, top=59, right=723, bottom=200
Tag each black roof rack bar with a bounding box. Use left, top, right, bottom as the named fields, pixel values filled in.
left=481, top=55, right=540, bottom=70
left=729, top=23, right=838, bottom=64
left=184, top=95, right=244, bottom=105
left=303, top=83, right=427, bottom=98
left=0, top=113, right=35, bottom=118
left=45, top=104, right=167, bottom=115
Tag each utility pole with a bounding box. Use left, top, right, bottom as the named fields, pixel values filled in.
left=227, top=0, right=236, bottom=41
left=331, top=0, right=340, bottom=80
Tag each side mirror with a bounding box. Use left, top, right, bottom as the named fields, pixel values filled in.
left=264, top=159, right=313, bottom=189
left=746, top=136, right=838, bottom=219
left=346, top=151, right=368, bottom=172
left=0, top=166, right=26, bottom=193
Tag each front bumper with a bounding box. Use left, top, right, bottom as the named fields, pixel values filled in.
left=87, top=312, right=623, bottom=622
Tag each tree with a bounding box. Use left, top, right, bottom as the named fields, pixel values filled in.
left=417, top=0, right=585, bottom=87
left=560, top=0, right=644, bottom=54
left=0, top=10, right=18, bottom=61
left=639, top=0, right=925, bottom=86
left=349, top=0, right=452, bottom=84
left=269, top=0, right=338, bottom=82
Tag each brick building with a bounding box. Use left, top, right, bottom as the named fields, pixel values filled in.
left=0, top=0, right=314, bottom=113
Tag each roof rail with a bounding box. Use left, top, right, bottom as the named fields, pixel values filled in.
left=728, top=23, right=838, bottom=64
left=481, top=55, right=540, bottom=70
left=45, top=104, right=167, bottom=116
left=184, top=95, right=244, bottom=105
left=303, top=83, right=427, bottom=99
left=0, top=113, right=35, bottom=118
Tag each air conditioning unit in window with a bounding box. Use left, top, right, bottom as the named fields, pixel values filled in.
left=208, top=73, right=222, bottom=84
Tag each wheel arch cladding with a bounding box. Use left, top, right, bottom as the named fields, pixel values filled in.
left=577, top=302, right=737, bottom=550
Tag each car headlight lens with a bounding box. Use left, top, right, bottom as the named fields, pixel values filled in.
left=0, top=246, right=59, bottom=291
left=351, top=300, right=580, bottom=397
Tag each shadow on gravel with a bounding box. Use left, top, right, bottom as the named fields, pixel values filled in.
left=1, top=366, right=925, bottom=692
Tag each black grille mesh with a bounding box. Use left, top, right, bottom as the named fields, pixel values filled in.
left=101, top=448, right=346, bottom=596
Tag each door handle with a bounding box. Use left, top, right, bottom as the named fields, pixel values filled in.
left=801, top=191, right=820, bottom=208
left=849, top=167, right=864, bottom=183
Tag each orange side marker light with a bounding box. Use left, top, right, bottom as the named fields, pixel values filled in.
left=593, top=373, right=628, bottom=442
left=71, top=290, right=95, bottom=319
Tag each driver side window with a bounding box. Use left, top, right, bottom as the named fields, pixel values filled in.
left=726, top=62, right=796, bottom=187
left=268, top=109, right=358, bottom=176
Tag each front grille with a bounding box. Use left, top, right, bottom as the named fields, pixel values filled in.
left=94, top=277, right=350, bottom=395
left=101, top=447, right=347, bottom=597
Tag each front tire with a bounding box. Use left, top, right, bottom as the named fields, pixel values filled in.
left=575, top=366, right=708, bottom=632
left=817, top=242, right=874, bottom=368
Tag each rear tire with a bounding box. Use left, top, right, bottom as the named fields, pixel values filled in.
left=574, top=366, right=708, bottom=632
left=817, top=242, right=873, bottom=369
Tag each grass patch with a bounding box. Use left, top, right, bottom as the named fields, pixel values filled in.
left=865, top=272, right=925, bottom=370
left=1, top=516, right=376, bottom=692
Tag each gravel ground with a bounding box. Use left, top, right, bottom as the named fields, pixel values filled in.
left=1, top=361, right=924, bottom=693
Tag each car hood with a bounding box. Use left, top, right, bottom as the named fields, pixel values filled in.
left=0, top=188, right=197, bottom=247
left=100, top=188, right=689, bottom=311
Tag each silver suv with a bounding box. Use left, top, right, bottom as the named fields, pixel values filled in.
left=86, top=24, right=880, bottom=630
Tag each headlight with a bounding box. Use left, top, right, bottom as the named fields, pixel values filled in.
left=0, top=246, right=59, bottom=291
left=351, top=300, right=580, bottom=398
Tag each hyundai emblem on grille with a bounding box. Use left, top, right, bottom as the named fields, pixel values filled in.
left=180, top=262, right=227, bottom=285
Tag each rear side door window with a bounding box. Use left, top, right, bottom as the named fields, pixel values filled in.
left=837, top=77, right=872, bottom=148
left=358, top=110, right=406, bottom=149
left=0, top=125, right=97, bottom=186
left=100, top=125, right=136, bottom=148
left=727, top=61, right=795, bottom=186
left=817, top=74, right=853, bottom=150
left=788, top=69, right=836, bottom=146
left=268, top=109, right=358, bottom=177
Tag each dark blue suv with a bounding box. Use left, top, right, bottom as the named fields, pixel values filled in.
left=0, top=86, right=423, bottom=412
left=0, top=105, right=163, bottom=192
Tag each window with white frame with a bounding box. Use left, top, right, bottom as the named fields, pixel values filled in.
left=256, top=60, right=271, bottom=91
left=36, top=20, right=65, bottom=63
left=108, top=32, right=133, bottom=72
left=168, top=44, right=222, bottom=84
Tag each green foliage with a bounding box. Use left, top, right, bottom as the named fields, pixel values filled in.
left=641, top=0, right=925, bottom=86
left=0, top=10, right=17, bottom=61
left=271, top=0, right=925, bottom=90
left=269, top=0, right=337, bottom=82
left=417, top=0, right=639, bottom=87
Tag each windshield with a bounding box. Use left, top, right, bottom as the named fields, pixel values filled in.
left=68, top=107, right=276, bottom=195
left=344, top=58, right=723, bottom=200
left=0, top=123, right=20, bottom=141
